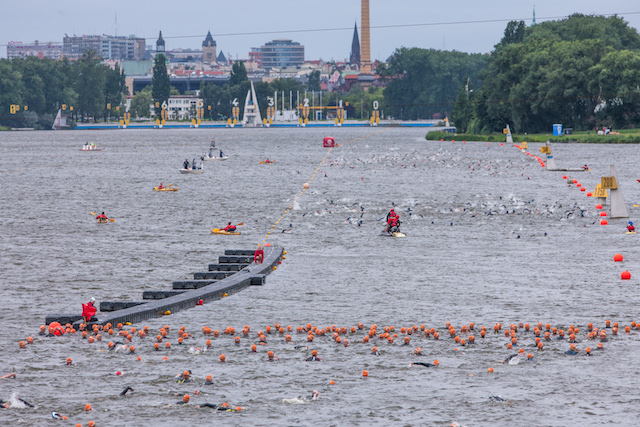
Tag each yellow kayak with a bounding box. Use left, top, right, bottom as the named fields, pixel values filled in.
left=259, top=161, right=275, bottom=164
left=97, top=218, right=109, bottom=224
left=211, top=228, right=241, bottom=235
left=626, top=231, right=637, bottom=235
left=153, top=187, right=178, bottom=191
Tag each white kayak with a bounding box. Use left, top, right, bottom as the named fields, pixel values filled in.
left=381, top=230, right=406, bottom=238
left=179, top=168, right=204, bottom=174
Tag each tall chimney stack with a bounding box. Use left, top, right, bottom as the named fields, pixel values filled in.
left=361, top=0, right=371, bottom=74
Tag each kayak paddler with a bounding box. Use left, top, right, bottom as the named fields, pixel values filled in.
left=628, top=221, right=635, bottom=232
left=96, top=212, right=108, bottom=221
left=158, top=183, right=164, bottom=189
left=223, top=222, right=237, bottom=232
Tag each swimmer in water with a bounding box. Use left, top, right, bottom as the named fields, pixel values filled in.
left=565, top=344, right=580, bottom=355
left=119, top=386, right=134, bottom=396
left=174, top=394, right=190, bottom=405
left=305, top=350, right=321, bottom=361
left=283, top=391, right=320, bottom=404
left=1, top=373, right=16, bottom=379
left=371, top=347, right=380, bottom=355
left=204, top=375, right=214, bottom=385
left=176, top=371, right=192, bottom=384
left=413, top=347, right=423, bottom=356
left=410, top=360, right=439, bottom=367
left=196, top=402, right=239, bottom=411
left=489, top=396, right=510, bottom=403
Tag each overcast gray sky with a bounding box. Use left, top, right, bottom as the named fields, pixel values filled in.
left=3, top=1, right=640, bottom=61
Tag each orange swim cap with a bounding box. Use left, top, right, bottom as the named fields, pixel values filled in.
left=312, top=350, right=318, bottom=356
left=206, top=375, right=213, bottom=382
left=84, top=403, right=92, bottom=411
left=487, top=367, right=494, bottom=373
left=220, top=354, right=226, bottom=362
left=182, top=394, right=190, bottom=402
left=362, top=370, right=368, bottom=377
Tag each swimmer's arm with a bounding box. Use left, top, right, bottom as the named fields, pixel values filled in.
left=1, top=373, right=16, bottom=379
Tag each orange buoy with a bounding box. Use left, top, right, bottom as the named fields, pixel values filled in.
left=362, top=370, right=368, bottom=377
left=600, top=212, right=607, bottom=217
left=621, top=271, right=631, bottom=280
left=562, top=175, right=567, bottom=179
left=487, top=367, right=494, bottom=373
left=587, top=192, right=592, bottom=196
left=596, top=204, right=603, bottom=209
left=614, top=254, right=624, bottom=262
left=601, top=219, right=608, bottom=225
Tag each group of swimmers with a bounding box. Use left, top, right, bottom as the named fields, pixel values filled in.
left=81, top=143, right=97, bottom=150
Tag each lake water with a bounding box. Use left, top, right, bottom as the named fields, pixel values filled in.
left=1, top=127, right=639, bottom=426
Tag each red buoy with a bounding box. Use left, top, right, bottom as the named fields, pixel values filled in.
left=621, top=271, right=631, bottom=280
left=596, top=204, right=603, bottom=209
left=600, top=212, right=607, bottom=217
left=601, top=219, right=608, bottom=225
left=614, top=254, right=623, bottom=262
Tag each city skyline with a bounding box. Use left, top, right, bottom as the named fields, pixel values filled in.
left=2, top=1, right=640, bottom=62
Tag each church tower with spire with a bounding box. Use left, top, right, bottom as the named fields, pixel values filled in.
left=156, top=31, right=165, bottom=56
left=350, top=22, right=361, bottom=67
left=202, top=30, right=217, bottom=65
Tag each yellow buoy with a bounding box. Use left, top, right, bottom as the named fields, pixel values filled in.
left=273, top=266, right=277, bottom=270
left=164, top=310, right=171, bottom=315
left=283, top=251, right=287, bottom=255
left=222, top=293, right=228, bottom=298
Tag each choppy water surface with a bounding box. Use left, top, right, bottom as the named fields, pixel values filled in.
left=1, top=127, right=639, bottom=426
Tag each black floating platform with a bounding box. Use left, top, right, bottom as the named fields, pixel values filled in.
left=194, top=271, right=234, bottom=280
left=45, top=314, right=83, bottom=325
left=51, top=246, right=283, bottom=327
left=143, top=290, right=187, bottom=300
left=208, top=263, right=247, bottom=272
left=100, top=301, right=146, bottom=312
left=224, top=249, right=256, bottom=256
left=173, top=280, right=217, bottom=290
left=219, top=255, right=253, bottom=264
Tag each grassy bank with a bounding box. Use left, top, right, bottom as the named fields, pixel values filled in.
left=426, top=130, right=640, bottom=143
left=0, top=126, right=11, bottom=131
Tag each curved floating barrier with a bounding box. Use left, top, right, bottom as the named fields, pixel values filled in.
left=45, top=247, right=283, bottom=327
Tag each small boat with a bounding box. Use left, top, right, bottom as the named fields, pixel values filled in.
left=153, top=187, right=178, bottom=192
left=259, top=160, right=275, bottom=164
left=202, top=154, right=228, bottom=161
left=80, top=146, right=101, bottom=151
left=211, top=228, right=241, bottom=235
left=179, top=167, right=204, bottom=174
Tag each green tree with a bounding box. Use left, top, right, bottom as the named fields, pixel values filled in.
left=104, top=64, right=124, bottom=121
left=451, top=79, right=475, bottom=132
left=229, top=61, right=248, bottom=86
left=472, top=14, right=640, bottom=133
left=130, top=86, right=152, bottom=118
left=0, top=60, right=25, bottom=127
left=379, top=47, right=487, bottom=120
left=75, top=50, right=105, bottom=122
left=307, top=70, right=321, bottom=91
left=152, top=54, right=170, bottom=116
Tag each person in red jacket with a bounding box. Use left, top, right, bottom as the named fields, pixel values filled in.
left=254, top=244, right=264, bottom=264
left=387, top=216, right=400, bottom=234
left=223, top=222, right=236, bottom=232
left=96, top=212, right=108, bottom=222
left=82, top=297, right=97, bottom=324
left=628, top=221, right=635, bottom=232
